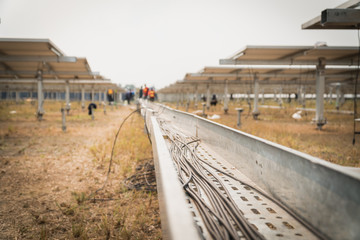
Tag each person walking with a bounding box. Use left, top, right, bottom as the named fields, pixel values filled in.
left=125, top=90, right=131, bottom=104
left=143, top=85, right=149, bottom=99
left=149, top=88, right=155, bottom=102
left=210, top=94, right=218, bottom=106
left=139, top=86, right=143, bottom=99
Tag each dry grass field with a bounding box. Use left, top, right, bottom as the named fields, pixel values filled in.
left=0, top=101, right=161, bottom=239
left=169, top=98, right=360, bottom=167
left=1, top=98, right=358, bottom=239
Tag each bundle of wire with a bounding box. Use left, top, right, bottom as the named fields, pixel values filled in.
left=159, top=120, right=265, bottom=240
left=158, top=118, right=329, bottom=240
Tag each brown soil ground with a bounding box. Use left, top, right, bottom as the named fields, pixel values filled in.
left=0, top=101, right=161, bottom=239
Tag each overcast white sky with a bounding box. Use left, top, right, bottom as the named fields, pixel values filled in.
left=0, top=0, right=358, bottom=89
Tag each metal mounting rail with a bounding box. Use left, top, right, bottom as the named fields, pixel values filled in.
left=143, top=108, right=200, bottom=240
left=142, top=102, right=360, bottom=240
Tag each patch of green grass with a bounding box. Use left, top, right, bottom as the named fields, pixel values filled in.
left=72, top=222, right=87, bottom=239
left=71, top=191, right=87, bottom=205
left=39, top=225, right=48, bottom=240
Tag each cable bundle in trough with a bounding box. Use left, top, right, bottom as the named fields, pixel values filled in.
left=159, top=120, right=265, bottom=240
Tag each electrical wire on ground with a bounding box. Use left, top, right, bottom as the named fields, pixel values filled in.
left=87, top=108, right=142, bottom=201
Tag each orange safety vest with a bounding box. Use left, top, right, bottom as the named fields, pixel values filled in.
left=149, top=90, right=155, bottom=98
left=144, top=87, right=149, bottom=96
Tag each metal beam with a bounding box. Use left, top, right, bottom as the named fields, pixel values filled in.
left=0, top=56, right=77, bottom=63
left=0, top=70, right=100, bottom=76
left=0, top=79, right=111, bottom=84
left=187, top=72, right=354, bottom=79
left=302, top=0, right=360, bottom=29
left=219, top=59, right=357, bottom=66
left=321, top=9, right=360, bottom=28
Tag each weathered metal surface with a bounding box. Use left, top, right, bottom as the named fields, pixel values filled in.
left=143, top=107, right=201, bottom=240
left=145, top=102, right=360, bottom=240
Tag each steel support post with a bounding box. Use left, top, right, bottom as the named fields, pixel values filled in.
left=303, top=87, right=307, bottom=108
left=328, top=86, right=333, bottom=103
left=279, top=87, right=283, bottom=107
left=194, top=84, right=198, bottom=109
left=81, top=86, right=85, bottom=110
left=236, top=108, right=244, bottom=127
left=185, top=92, right=190, bottom=112
left=202, top=103, right=206, bottom=117
left=98, top=90, right=102, bottom=103
left=273, top=88, right=277, bottom=101
left=335, top=85, right=341, bottom=110
left=176, top=91, right=180, bottom=109
left=37, top=70, right=44, bottom=120
left=261, top=89, right=265, bottom=105
left=91, top=88, right=95, bottom=102
left=223, top=80, right=229, bottom=114
left=299, top=86, right=306, bottom=108
left=297, top=86, right=302, bottom=104
left=180, top=92, right=184, bottom=107
left=61, top=108, right=66, bottom=132
left=252, top=74, right=260, bottom=119
left=206, top=84, right=210, bottom=110
left=315, top=59, right=326, bottom=129
left=340, top=91, right=345, bottom=106
left=15, top=91, right=20, bottom=103
left=65, top=80, right=70, bottom=114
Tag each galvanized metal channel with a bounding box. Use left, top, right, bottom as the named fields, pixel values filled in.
left=143, top=102, right=360, bottom=240
left=194, top=143, right=316, bottom=239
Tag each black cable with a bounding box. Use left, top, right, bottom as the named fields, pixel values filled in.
left=353, top=28, right=360, bottom=145
left=196, top=156, right=328, bottom=240
left=87, top=108, right=140, bottom=201
left=160, top=121, right=265, bottom=240
left=143, top=109, right=153, bottom=145
left=160, top=119, right=328, bottom=240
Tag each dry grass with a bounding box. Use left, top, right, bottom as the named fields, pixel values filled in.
left=0, top=100, right=161, bottom=239
left=168, top=98, right=360, bottom=167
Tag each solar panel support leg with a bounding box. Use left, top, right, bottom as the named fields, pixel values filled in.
left=315, top=58, right=326, bottom=129
left=206, top=84, right=211, bottom=110
left=336, top=85, right=341, bottom=110
left=65, top=80, right=70, bottom=114
left=223, top=80, right=229, bottom=114
left=37, top=70, right=44, bottom=121
left=252, top=74, right=260, bottom=119
left=194, top=84, right=198, bottom=110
